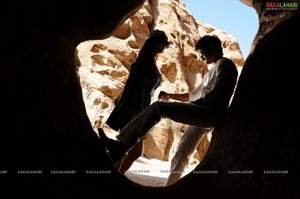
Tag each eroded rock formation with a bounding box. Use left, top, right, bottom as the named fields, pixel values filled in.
left=77, top=0, right=244, bottom=162
left=5, top=0, right=300, bottom=198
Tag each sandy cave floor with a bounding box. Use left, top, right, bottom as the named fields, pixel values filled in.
left=124, top=156, right=196, bottom=187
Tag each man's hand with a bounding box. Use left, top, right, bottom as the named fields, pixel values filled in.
left=158, top=91, right=170, bottom=100
left=159, top=91, right=189, bottom=102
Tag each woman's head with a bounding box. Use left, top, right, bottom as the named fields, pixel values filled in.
left=149, top=30, right=169, bottom=46
left=145, top=29, right=170, bottom=53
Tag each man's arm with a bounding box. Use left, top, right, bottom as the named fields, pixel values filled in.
left=158, top=91, right=189, bottom=102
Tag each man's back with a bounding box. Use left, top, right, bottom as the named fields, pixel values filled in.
left=190, top=57, right=238, bottom=110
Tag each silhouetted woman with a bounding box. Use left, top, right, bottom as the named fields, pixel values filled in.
left=104, top=30, right=169, bottom=173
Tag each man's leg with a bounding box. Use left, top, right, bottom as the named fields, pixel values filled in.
left=117, top=101, right=161, bottom=151
left=166, top=126, right=212, bottom=185
left=117, top=101, right=218, bottom=155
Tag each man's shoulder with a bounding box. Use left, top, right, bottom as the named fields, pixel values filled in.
left=216, top=57, right=237, bottom=74
left=217, top=57, right=236, bottom=67
left=219, top=57, right=235, bottom=64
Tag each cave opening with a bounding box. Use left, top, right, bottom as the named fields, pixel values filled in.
left=76, top=0, right=258, bottom=187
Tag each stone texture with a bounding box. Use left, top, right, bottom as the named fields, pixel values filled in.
left=6, top=0, right=300, bottom=198
left=77, top=0, right=244, bottom=161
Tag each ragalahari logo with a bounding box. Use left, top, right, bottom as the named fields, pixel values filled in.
left=265, top=1, right=298, bottom=10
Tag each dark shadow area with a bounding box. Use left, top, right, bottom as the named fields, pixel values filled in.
left=2, top=0, right=299, bottom=198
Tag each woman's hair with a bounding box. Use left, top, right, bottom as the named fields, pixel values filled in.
left=195, top=35, right=223, bottom=56
left=137, top=29, right=169, bottom=58
left=147, top=29, right=169, bottom=46
left=131, top=30, right=169, bottom=71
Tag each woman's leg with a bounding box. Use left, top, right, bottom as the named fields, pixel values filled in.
left=119, top=139, right=145, bottom=174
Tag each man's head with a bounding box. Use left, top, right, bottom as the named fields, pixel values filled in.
left=195, top=35, right=223, bottom=64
